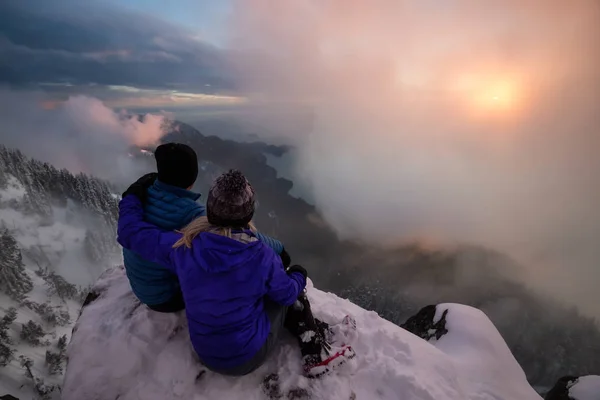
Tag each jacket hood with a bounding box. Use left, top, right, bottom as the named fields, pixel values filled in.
left=190, top=231, right=264, bottom=273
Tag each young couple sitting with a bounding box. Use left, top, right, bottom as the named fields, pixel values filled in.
left=118, top=143, right=354, bottom=378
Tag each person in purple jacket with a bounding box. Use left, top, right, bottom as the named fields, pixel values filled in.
left=117, top=169, right=354, bottom=377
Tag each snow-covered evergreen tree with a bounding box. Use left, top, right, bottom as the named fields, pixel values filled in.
left=0, top=166, right=7, bottom=189
left=45, top=349, right=65, bottom=375
left=0, top=307, right=18, bottom=367
left=19, top=355, right=58, bottom=400
left=0, top=144, right=119, bottom=222
left=43, top=270, right=78, bottom=301
left=57, top=334, right=68, bottom=353
left=23, top=301, right=71, bottom=327
left=19, top=355, right=34, bottom=378
left=46, top=333, right=68, bottom=375
left=0, top=229, right=33, bottom=301
left=20, top=320, right=45, bottom=345
left=0, top=341, right=14, bottom=367
left=21, top=184, right=53, bottom=220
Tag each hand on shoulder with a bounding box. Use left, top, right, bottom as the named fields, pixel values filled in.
left=122, top=172, right=158, bottom=203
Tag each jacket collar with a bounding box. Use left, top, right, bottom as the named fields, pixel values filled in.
left=153, top=179, right=201, bottom=201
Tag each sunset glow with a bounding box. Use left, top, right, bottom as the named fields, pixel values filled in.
left=448, top=72, right=526, bottom=118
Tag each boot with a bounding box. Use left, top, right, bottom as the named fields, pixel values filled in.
left=285, top=294, right=355, bottom=378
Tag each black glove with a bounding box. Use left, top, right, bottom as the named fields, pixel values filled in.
left=280, top=247, right=291, bottom=268
left=122, top=172, right=158, bottom=204
left=286, top=264, right=308, bottom=280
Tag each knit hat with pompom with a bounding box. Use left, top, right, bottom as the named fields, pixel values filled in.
left=206, top=169, right=255, bottom=227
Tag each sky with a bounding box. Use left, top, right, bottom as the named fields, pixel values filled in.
left=1, top=0, right=600, bottom=319
left=109, top=0, right=232, bottom=46
left=0, top=0, right=239, bottom=109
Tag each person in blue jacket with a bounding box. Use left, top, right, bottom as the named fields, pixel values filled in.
left=118, top=170, right=350, bottom=377
left=122, top=143, right=290, bottom=313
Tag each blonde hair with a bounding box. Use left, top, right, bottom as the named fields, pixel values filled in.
left=173, top=216, right=257, bottom=249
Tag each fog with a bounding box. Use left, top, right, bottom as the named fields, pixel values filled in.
left=0, top=88, right=166, bottom=186
left=226, top=0, right=600, bottom=317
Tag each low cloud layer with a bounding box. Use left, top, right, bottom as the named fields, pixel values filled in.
left=228, top=0, right=600, bottom=316
left=0, top=89, right=165, bottom=185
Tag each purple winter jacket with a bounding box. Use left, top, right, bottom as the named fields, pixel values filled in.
left=117, top=195, right=306, bottom=370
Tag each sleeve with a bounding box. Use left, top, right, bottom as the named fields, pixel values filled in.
left=117, top=195, right=181, bottom=273
left=265, top=254, right=306, bottom=306
left=255, top=231, right=284, bottom=255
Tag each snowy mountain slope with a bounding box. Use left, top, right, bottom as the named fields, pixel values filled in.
left=0, top=174, right=120, bottom=399
left=63, top=267, right=542, bottom=400
left=0, top=287, right=79, bottom=400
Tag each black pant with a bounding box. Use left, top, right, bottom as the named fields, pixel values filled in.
left=285, top=294, right=327, bottom=361
left=147, top=291, right=185, bottom=313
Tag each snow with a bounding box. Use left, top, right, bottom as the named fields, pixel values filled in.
left=0, top=271, right=80, bottom=400
left=63, top=267, right=542, bottom=400
left=569, top=376, right=600, bottom=400
left=0, top=183, right=121, bottom=399
left=433, top=305, right=446, bottom=324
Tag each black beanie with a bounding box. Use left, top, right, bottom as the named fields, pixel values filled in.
left=206, top=169, right=255, bottom=227
left=154, top=143, right=198, bottom=189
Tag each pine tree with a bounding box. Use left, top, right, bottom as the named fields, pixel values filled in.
left=0, top=308, right=18, bottom=367
left=0, top=145, right=118, bottom=220
left=19, top=355, right=58, bottom=400
left=19, top=355, right=34, bottom=378
left=24, top=301, right=71, bottom=327
left=57, top=334, right=67, bottom=353
left=20, top=320, right=45, bottom=346
left=0, top=342, right=14, bottom=367
left=0, top=166, right=7, bottom=189
left=44, top=271, right=78, bottom=301
left=45, top=350, right=64, bottom=375
left=0, top=230, right=33, bottom=301
left=0, top=307, right=17, bottom=342
left=21, top=185, right=53, bottom=219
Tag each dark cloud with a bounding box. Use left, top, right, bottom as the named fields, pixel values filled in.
left=0, top=0, right=232, bottom=91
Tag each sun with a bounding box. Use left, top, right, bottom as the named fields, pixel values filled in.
left=450, top=73, right=526, bottom=117
left=475, top=79, right=521, bottom=112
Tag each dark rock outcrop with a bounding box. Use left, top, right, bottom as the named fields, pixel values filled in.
left=401, top=305, right=449, bottom=341
left=544, top=376, right=578, bottom=400
left=81, top=291, right=100, bottom=309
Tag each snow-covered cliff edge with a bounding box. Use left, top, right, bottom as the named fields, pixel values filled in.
left=62, top=267, right=542, bottom=400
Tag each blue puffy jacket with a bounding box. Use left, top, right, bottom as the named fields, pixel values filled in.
left=117, top=195, right=306, bottom=370
left=123, top=179, right=285, bottom=306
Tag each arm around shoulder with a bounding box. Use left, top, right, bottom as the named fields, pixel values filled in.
left=117, top=195, right=180, bottom=272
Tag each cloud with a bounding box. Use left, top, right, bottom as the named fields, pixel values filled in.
left=0, top=0, right=232, bottom=91
left=227, top=0, right=600, bottom=316
left=0, top=88, right=166, bottom=185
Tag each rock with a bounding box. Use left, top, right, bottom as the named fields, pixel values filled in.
left=401, top=304, right=449, bottom=341
left=545, top=375, right=600, bottom=400
left=545, top=376, right=578, bottom=400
